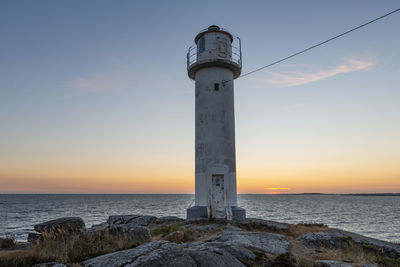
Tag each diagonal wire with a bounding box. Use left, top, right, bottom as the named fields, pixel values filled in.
left=225, top=8, right=400, bottom=84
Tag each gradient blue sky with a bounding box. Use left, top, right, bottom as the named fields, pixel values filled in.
left=1, top=1, right=399, bottom=193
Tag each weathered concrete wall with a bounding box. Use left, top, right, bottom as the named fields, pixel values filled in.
left=194, top=66, right=237, bottom=208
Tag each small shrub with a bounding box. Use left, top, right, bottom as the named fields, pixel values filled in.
left=362, top=243, right=379, bottom=254
left=366, top=252, right=377, bottom=263
left=341, top=241, right=349, bottom=254
left=298, top=258, right=315, bottom=267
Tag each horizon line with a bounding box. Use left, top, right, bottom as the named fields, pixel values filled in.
left=1, top=192, right=399, bottom=195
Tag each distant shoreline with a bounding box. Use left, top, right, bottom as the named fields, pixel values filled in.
left=282, top=193, right=400, bottom=196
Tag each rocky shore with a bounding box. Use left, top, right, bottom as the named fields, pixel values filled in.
left=1, top=215, right=399, bottom=267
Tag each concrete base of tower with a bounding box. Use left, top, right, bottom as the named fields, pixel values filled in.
left=186, top=206, right=246, bottom=221
left=186, top=206, right=208, bottom=220
left=231, top=206, right=246, bottom=221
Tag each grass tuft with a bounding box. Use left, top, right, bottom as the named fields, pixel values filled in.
left=150, top=225, right=182, bottom=237
left=287, top=223, right=329, bottom=238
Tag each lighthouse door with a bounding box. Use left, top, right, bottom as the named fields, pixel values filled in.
left=211, top=174, right=225, bottom=218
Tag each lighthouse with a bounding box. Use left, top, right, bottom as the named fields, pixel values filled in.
left=186, top=25, right=245, bottom=221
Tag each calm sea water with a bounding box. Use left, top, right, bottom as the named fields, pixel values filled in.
left=0, top=194, right=399, bottom=242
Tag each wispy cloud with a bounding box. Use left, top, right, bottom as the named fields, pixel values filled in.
left=249, top=58, right=375, bottom=88
left=65, top=72, right=134, bottom=92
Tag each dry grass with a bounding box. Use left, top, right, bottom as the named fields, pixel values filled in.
left=287, top=234, right=400, bottom=267
left=287, top=223, right=329, bottom=238
left=0, top=248, right=57, bottom=267
left=0, top=231, right=143, bottom=267
left=150, top=225, right=196, bottom=243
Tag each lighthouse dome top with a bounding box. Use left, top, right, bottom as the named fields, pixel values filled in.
left=194, top=25, right=234, bottom=43
left=187, top=25, right=242, bottom=80
left=208, top=25, right=220, bottom=30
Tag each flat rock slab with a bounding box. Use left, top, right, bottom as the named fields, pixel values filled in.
left=34, top=217, right=85, bottom=236
left=107, top=215, right=157, bottom=227
left=299, top=231, right=346, bottom=249
left=212, top=230, right=291, bottom=254
left=186, top=247, right=245, bottom=267
left=300, top=229, right=400, bottom=258
left=82, top=240, right=168, bottom=267
left=186, top=241, right=256, bottom=262
left=82, top=240, right=196, bottom=267
left=126, top=242, right=196, bottom=267
left=83, top=239, right=254, bottom=267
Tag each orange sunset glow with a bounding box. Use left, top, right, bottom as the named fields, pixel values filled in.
left=2, top=158, right=399, bottom=193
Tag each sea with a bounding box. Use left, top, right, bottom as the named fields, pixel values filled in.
left=0, top=194, right=399, bottom=243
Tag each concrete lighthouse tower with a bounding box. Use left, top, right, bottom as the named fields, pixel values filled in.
left=186, top=25, right=245, bottom=221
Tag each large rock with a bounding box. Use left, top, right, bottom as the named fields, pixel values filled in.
left=299, top=231, right=346, bottom=249
left=82, top=240, right=196, bottom=267
left=82, top=240, right=167, bottom=267
left=85, top=225, right=151, bottom=247
left=213, top=229, right=291, bottom=254
left=83, top=239, right=255, bottom=267
left=87, top=222, right=109, bottom=232
left=107, top=215, right=157, bottom=227
left=34, top=217, right=85, bottom=237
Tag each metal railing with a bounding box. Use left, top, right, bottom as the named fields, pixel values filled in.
left=187, top=37, right=242, bottom=70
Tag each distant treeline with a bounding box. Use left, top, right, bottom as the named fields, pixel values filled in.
left=288, top=193, right=400, bottom=196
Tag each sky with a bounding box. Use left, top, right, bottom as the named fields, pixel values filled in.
left=1, top=1, right=399, bottom=194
